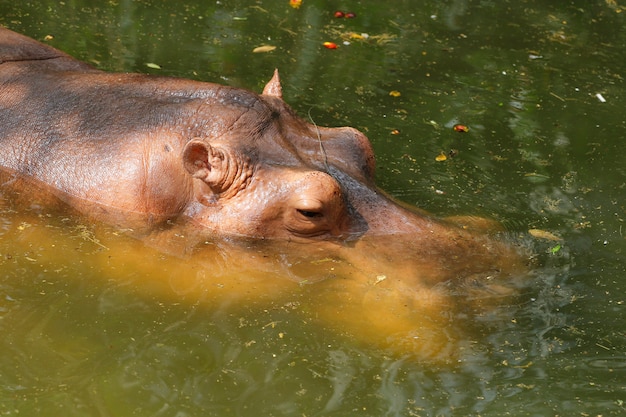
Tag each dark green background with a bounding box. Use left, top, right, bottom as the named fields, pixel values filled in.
left=1, top=1, right=625, bottom=415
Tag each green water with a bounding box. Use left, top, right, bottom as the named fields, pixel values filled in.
left=1, top=0, right=625, bottom=416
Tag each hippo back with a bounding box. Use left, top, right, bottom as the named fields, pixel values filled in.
left=0, top=26, right=93, bottom=72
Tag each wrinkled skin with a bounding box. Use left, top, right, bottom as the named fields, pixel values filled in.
left=0, top=28, right=529, bottom=361
left=0, top=27, right=376, bottom=241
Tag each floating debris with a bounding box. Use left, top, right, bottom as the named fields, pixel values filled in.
left=550, top=244, right=562, bottom=254
left=453, top=124, right=469, bottom=132
left=334, top=10, right=356, bottom=18
left=252, top=45, right=277, bottom=53
left=529, top=228, right=562, bottom=241
left=348, top=32, right=369, bottom=41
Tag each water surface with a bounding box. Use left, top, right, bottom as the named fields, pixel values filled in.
left=1, top=1, right=625, bottom=416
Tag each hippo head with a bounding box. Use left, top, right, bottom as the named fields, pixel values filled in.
left=178, top=70, right=424, bottom=242
left=181, top=140, right=352, bottom=239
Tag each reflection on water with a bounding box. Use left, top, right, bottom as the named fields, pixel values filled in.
left=0, top=195, right=554, bottom=416
left=0, top=209, right=621, bottom=413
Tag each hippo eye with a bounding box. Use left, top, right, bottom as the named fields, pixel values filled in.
left=297, top=209, right=323, bottom=218
left=286, top=172, right=346, bottom=238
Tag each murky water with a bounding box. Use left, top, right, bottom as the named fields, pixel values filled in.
left=1, top=0, right=625, bottom=416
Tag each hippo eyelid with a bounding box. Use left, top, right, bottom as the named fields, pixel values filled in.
left=297, top=209, right=323, bottom=218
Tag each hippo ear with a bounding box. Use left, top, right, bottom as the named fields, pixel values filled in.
left=262, top=69, right=283, bottom=99
left=182, top=139, right=229, bottom=192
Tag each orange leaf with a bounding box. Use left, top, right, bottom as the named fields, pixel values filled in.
left=453, top=124, right=469, bottom=132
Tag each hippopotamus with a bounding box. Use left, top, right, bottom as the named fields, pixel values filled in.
left=0, top=27, right=526, bottom=292
left=0, top=26, right=530, bottom=360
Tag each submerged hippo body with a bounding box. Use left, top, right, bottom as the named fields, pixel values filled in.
left=0, top=27, right=525, bottom=288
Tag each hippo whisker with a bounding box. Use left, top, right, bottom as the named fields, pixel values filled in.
left=306, top=108, right=330, bottom=173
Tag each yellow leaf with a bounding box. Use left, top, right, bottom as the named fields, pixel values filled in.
left=435, top=152, right=447, bottom=162
left=528, top=229, right=562, bottom=241
left=252, top=45, right=277, bottom=53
